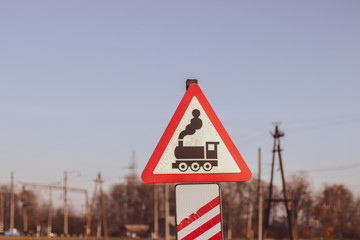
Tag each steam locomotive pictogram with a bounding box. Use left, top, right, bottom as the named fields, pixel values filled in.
left=172, top=109, right=219, bottom=172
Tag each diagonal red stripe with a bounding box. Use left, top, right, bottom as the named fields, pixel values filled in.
left=177, top=197, right=220, bottom=232
left=209, top=231, right=222, bottom=240
left=181, top=213, right=221, bottom=240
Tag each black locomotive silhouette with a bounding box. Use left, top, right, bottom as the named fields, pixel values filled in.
left=172, top=109, right=219, bottom=172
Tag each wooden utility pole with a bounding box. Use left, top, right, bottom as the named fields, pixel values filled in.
left=164, top=183, right=170, bottom=240
left=85, top=173, right=108, bottom=240
left=263, top=125, right=296, bottom=240
left=99, top=175, right=108, bottom=240
left=97, top=199, right=102, bottom=238
left=22, top=186, right=28, bottom=233
left=48, top=187, right=53, bottom=237
left=19, top=181, right=87, bottom=237
left=64, top=171, right=68, bottom=236
left=10, top=172, right=14, bottom=230
left=0, top=192, right=4, bottom=233
left=247, top=183, right=254, bottom=240
left=85, top=176, right=98, bottom=237
left=278, top=138, right=297, bottom=240
left=258, top=148, right=263, bottom=240
left=154, top=184, right=159, bottom=239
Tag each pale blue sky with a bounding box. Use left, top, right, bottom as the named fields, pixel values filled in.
left=1, top=1, right=360, bottom=207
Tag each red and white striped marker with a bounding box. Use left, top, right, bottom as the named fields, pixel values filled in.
left=175, top=184, right=222, bottom=240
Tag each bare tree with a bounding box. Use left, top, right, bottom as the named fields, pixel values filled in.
left=287, top=172, right=314, bottom=238
left=314, top=184, right=357, bottom=239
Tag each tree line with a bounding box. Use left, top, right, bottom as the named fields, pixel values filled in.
left=1, top=172, right=360, bottom=239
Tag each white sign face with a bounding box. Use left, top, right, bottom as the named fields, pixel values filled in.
left=153, top=96, right=241, bottom=174
left=175, top=184, right=222, bottom=240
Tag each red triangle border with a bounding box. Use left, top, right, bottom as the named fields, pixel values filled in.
left=141, top=84, right=252, bottom=183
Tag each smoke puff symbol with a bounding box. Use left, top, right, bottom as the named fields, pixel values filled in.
left=179, top=109, right=202, bottom=139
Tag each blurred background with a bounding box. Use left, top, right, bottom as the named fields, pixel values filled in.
left=0, top=1, right=359, bottom=239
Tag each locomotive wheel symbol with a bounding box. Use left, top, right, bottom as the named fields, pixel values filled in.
left=203, top=162, right=213, bottom=171
left=178, top=162, right=188, bottom=172
left=190, top=162, right=200, bottom=172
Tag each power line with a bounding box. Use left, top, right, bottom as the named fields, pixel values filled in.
left=235, top=114, right=360, bottom=146
left=284, top=113, right=360, bottom=125
left=286, top=116, right=360, bottom=134
left=290, top=164, right=360, bottom=173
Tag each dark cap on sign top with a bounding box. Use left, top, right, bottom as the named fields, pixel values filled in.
left=186, top=79, right=198, bottom=90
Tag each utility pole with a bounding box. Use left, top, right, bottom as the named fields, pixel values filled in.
left=85, top=178, right=98, bottom=237
left=85, top=175, right=98, bottom=237
left=263, top=124, right=296, bottom=240
left=22, top=186, right=28, bottom=233
left=164, top=183, right=170, bottom=240
left=154, top=184, right=159, bottom=239
left=258, top=148, right=263, bottom=240
left=84, top=191, right=89, bottom=223
left=48, top=187, right=53, bottom=237
left=64, top=171, right=68, bottom=236
left=0, top=192, right=4, bottom=233
left=99, top=174, right=108, bottom=240
left=10, top=172, right=14, bottom=230
left=19, top=181, right=87, bottom=237
left=247, top=183, right=254, bottom=240
left=96, top=201, right=102, bottom=238
left=85, top=173, right=108, bottom=240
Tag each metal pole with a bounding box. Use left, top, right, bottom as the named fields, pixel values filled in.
left=186, top=79, right=198, bottom=90
left=154, top=184, right=159, bottom=239
left=10, top=172, right=14, bottom=230
left=64, top=171, right=68, bottom=236
left=258, top=148, right=263, bottom=240
left=164, top=183, right=170, bottom=240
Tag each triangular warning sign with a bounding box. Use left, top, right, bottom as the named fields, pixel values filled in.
left=141, top=84, right=252, bottom=183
